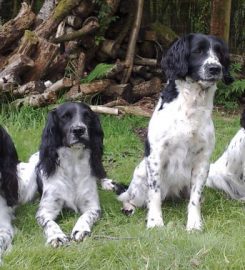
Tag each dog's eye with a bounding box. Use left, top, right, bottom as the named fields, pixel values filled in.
left=192, top=49, right=203, bottom=54
left=61, top=112, right=71, bottom=120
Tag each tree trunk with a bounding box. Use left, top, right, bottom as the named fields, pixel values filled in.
left=210, top=0, right=232, bottom=43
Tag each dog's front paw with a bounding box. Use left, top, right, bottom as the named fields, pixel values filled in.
left=186, top=217, right=203, bottom=232
left=71, top=230, right=91, bottom=242
left=146, top=216, right=164, bottom=228
left=121, top=202, right=135, bottom=216
left=47, top=233, right=70, bottom=248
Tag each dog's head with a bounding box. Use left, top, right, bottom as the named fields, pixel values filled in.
left=162, top=33, right=233, bottom=85
left=38, top=102, right=106, bottom=179
left=0, top=126, right=19, bottom=206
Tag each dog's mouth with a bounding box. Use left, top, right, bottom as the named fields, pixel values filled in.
left=68, top=137, right=90, bottom=148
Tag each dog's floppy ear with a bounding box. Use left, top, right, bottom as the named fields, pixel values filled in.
left=89, top=111, right=106, bottom=179
left=216, top=38, right=234, bottom=85
left=38, top=110, right=62, bottom=178
left=0, top=126, right=19, bottom=206
left=161, top=34, right=191, bottom=80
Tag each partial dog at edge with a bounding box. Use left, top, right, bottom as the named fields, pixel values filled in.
left=207, top=109, right=245, bottom=200
left=118, top=33, right=233, bottom=231
left=0, top=126, right=37, bottom=263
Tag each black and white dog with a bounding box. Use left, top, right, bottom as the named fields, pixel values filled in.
left=118, top=33, right=233, bottom=231
left=0, top=126, right=38, bottom=263
left=206, top=109, right=245, bottom=200
left=36, top=102, right=114, bottom=247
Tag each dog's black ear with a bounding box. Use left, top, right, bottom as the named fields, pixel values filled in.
left=89, top=112, right=106, bottom=179
left=38, top=110, right=62, bottom=178
left=216, top=38, right=234, bottom=85
left=0, top=126, right=19, bottom=206
left=161, top=35, right=191, bottom=80
left=240, top=109, right=245, bottom=129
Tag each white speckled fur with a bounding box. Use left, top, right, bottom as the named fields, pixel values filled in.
left=36, top=146, right=101, bottom=247
left=207, top=128, right=245, bottom=200
left=118, top=79, right=216, bottom=230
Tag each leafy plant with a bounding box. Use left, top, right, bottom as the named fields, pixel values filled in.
left=215, top=63, right=245, bottom=110
left=81, top=63, right=114, bottom=83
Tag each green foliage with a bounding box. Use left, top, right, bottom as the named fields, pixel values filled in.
left=215, top=63, right=245, bottom=110
left=93, top=0, right=118, bottom=45
left=81, top=63, right=114, bottom=83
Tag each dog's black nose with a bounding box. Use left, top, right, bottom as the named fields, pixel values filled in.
left=208, top=65, right=221, bottom=75
left=72, top=126, right=86, bottom=137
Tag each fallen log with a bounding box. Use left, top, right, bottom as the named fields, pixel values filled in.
left=90, top=105, right=119, bottom=115
left=116, top=105, right=152, bottom=117
left=13, top=81, right=46, bottom=97
left=52, top=17, right=99, bottom=43
left=0, top=54, right=34, bottom=86
left=65, top=79, right=113, bottom=100
left=0, top=3, right=35, bottom=53
left=12, top=77, right=73, bottom=107
left=35, top=0, right=83, bottom=39
left=134, top=56, right=158, bottom=66
left=132, top=77, right=162, bottom=99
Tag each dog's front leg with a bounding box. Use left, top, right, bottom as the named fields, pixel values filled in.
left=145, top=155, right=164, bottom=228
left=36, top=193, right=69, bottom=247
left=187, top=161, right=209, bottom=231
left=0, top=198, right=14, bottom=264
left=71, top=207, right=101, bottom=242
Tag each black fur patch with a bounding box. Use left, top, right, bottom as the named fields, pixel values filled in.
left=0, top=126, right=19, bottom=206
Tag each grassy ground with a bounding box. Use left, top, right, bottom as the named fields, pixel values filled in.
left=0, top=106, right=244, bottom=270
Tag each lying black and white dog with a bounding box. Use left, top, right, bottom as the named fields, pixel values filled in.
left=36, top=102, right=114, bottom=247
left=0, top=126, right=38, bottom=263
left=206, top=109, right=245, bottom=200
left=118, top=33, right=233, bottom=231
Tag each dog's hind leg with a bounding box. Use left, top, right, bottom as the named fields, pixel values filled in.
left=118, top=159, right=148, bottom=216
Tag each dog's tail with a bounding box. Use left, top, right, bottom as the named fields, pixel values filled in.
left=206, top=165, right=245, bottom=201
left=100, top=178, right=128, bottom=195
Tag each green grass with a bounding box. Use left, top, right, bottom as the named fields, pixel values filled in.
left=0, top=106, right=245, bottom=269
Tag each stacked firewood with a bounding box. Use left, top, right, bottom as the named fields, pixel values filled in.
left=0, top=0, right=177, bottom=116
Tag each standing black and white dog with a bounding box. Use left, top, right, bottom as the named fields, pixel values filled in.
left=0, top=126, right=38, bottom=263
left=36, top=102, right=111, bottom=247
left=118, top=33, right=233, bottom=231
left=206, top=109, right=245, bottom=200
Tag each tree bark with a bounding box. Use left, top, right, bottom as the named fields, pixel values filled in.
left=35, top=0, right=83, bottom=39
left=210, top=0, right=232, bottom=43
left=0, top=3, right=35, bottom=53
left=121, top=0, right=144, bottom=83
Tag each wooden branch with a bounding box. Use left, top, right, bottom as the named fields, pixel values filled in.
left=116, top=105, right=152, bottom=117
left=134, top=56, right=157, bottom=66
left=104, top=98, right=129, bottom=107
left=52, top=17, right=99, bottom=43
left=35, top=0, right=83, bottom=39
left=90, top=105, right=119, bottom=115
left=12, top=77, right=73, bottom=107
left=121, top=0, right=144, bottom=83
left=0, top=3, right=35, bottom=53
left=65, top=79, right=113, bottom=100
left=66, top=15, right=83, bottom=29
left=13, top=81, right=46, bottom=97
left=132, top=77, right=162, bottom=99
left=37, top=0, right=57, bottom=22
